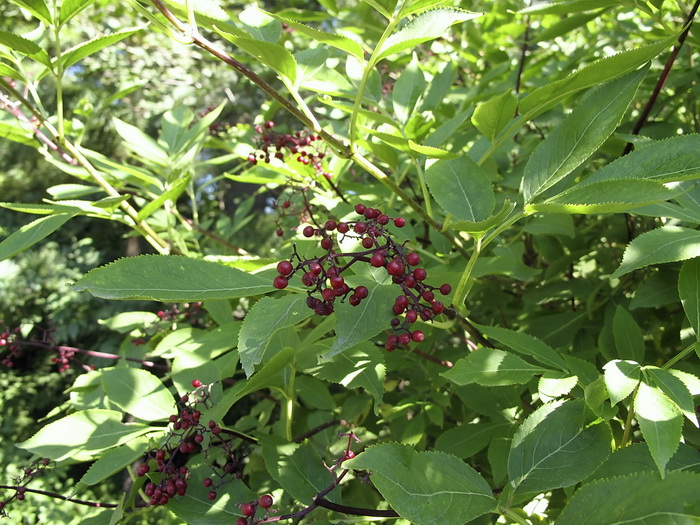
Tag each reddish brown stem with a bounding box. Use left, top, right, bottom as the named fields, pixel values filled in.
left=20, top=340, right=169, bottom=370
left=0, top=485, right=118, bottom=508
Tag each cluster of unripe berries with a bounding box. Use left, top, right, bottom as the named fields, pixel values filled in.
left=248, top=121, right=331, bottom=179
left=272, top=203, right=452, bottom=348
left=0, top=457, right=52, bottom=517
left=137, top=380, right=242, bottom=506
left=234, top=494, right=274, bottom=524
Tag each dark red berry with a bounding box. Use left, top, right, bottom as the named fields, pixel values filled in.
left=398, top=333, right=411, bottom=346
left=259, top=494, right=273, bottom=509
left=208, top=491, right=217, bottom=500
left=277, top=260, right=294, bottom=275
left=275, top=229, right=284, bottom=237
left=309, top=262, right=323, bottom=275
left=432, top=301, right=445, bottom=314
left=337, top=222, right=349, bottom=233
left=203, top=478, right=213, bottom=487
left=355, top=286, right=369, bottom=299
left=191, top=379, right=202, bottom=388
left=330, top=275, right=345, bottom=289
left=405, top=274, right=417, bottom=288
left=264, top=120, right=274, bottom=128
left=301, top=272, right=317, bottom=286
left=395, top=295, right=409, bottom=308
left=406, top=252, right=420, bottom=266
left=241, top=502, right=256, bottom=517
left=422, top=290, right=434, bottom=301
left=406, top=309, right=418, bottom=323
left=325, top=220, right=337, bottom=231
left=411, top=330, right=425, bottom=342
left=377, top=214, right=390, bottom=225
left=354, top=222, right=368, bottom=234
left=385, top=334, right=399, bottom=351
left=322, top=288, right=336, bottom=302
left=273, top=276, right=288, bottom=289
left=413, top=268, right=427, bottom=281
left=303, top=226, right=315, bottom=237
left=355, top=203, right=367, bottom=214
left=387, top=259, right=404, bottom=277
left=362, top=237, right=374, bottom=249
left=349, top=295, right=361, bottom=306
left=321, top=237, right=332, bottom=250
left=236, top=519, right=248, bottom=525
left=394, top=217, right=406, bottom=227
left=370, top=252, right=386, bottom=267
left=282, top=200, right=290, bottom=208
left=393, top=303, right=405, bottom=315
left=440, top=284, right=452, bottom=295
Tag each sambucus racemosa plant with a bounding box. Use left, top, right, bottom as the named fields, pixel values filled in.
left=2, top=0, right=700, bottom=523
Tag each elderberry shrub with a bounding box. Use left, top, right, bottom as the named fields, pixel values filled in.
left=0, top=458, right=53, bottom=518
left=273, top=203, right=452, bottom=350
left=137, top=380, right=244, bottom=507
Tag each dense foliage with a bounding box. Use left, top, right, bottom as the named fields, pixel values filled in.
left=1, top=0, right=700, bottom=523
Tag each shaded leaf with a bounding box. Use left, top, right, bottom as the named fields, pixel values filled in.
left=612, top=306, right=645, bottom=362
left=442, top=347, right=545, bottom=386
left=392, top=54, right=425, bottom=124
left=0, top=30, right=52, bottom=67
left=435, top=422, right=510, bottom=459
left=345, top=443, right=496, bottom=525
left=78, top=434, right=158, bottom=488
left=0, top=213, right=75, bottom=261
left=60, top=28, right=143, bottom=69
left=679, top=258, right=700, bottom=336
left=73, top=255, right=272, bottom=301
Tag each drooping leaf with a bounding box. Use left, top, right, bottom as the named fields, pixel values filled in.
left=555, top=471, right=700, bottom=524
left=443, top=347, right=545, bottom=386
left=73, top=255, right=272, bottom=301
left=425, top=156, right=495, bottom=222
left=60, top=28, right=144, bottom=69
left=634, top=379, right=683, bottom=477
left=527, top=179, right=678, bottom=214
left=264, top=11, right=364, bottom=60
left=584, top=134, right=700, bottom=184
left=0, top=212, right=75, bottom=261
left=612, top=306, right=645, bottom=362
left=472, top=90, right=518, bottom=142
left=326, top=280, right=397, bottom=357
left=112, top=117, right=168, bottom=166
left=377, top=8, right=481, bottom=61
left=522, top=67, right=647, bottom=203
left=310, top=341, right=385, bottom=414
left=679, top=258, right=700, bottom=337
left=610, top=226, right=700, bottom=279
left=78, top=434, right=159, bottom=488
left=473, top=323, right=567, bottom=370
left=238, top=294, right=313, bottom=377
left=603, top=360, right=640, bottom=405
left=508, top=400, right=612, bottom=493
left=261, top=435, right=339, bottom=504
left=344, top=443, right=496, bottom=524
left=101, top=368, right=176, bottom=422
left=16, top=409, right=153, bottom=462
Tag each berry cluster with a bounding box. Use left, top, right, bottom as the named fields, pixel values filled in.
left=137, top=380, right=243, bottom=506
left=0, top=327, right=21, bottom=368
left=271, top=185, right=315, bottom=238
left=272, top=203, right=452, bottom=349
left=248, top=122, right=330, bottom=179
left=0, top=458, right=53, bottom=517
left=50, top=346, right=75, bottom=373
left=235, top=494, right=275, bottom=524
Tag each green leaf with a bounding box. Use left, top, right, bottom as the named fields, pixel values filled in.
left=435, top=422, right=510, bottom=459
left=310, top=341, right=385, bottom=414
left=238, top=294, right=313, bottom=377
left=634, top=379, right=683, bottom=477
left=509, top=400, right=612, bottom=493
left=473, top=323, right=567, bottom=370
left=446, top=199, right=517, bottom=234
left=73, top=255, right=272, bottom=301
left=261, top=435, right=339, bottom=504
left=294, top=47, right=329, bottom=87
left=646, top=367, right=699, bottom=427
left=522, top=67, right=647, bottom=203
left=60, top=28, right=143, bottom=69
left=263, top=12, right=364, bottom=60
left=326, top=280, right=397, bottom=357
left=214, top=29, right=296, bottom=83
left=344, top=443, right=496, bottom=524
left=58, top=0, right=97, bottom=26
left=9, top=0, right=52, bottom=25
left=137, top=177, right=190, bottom=222
left=603, top=360, right=640, bottom=405
left=522, top=0, right=619, bottom=14
left=239, top=6, right=281, bottom=43
left=527, top=179, right=678, bottom=214
left=472, top=90, right=518, bottom=142
left=584, top=134, right=700, bottom=184
left=0, top=61, right=22, bottom=79
left=407, top=140, right=459, bottom=159
left=361, top=0, right=397, bottom=18
left=425, top=156, right=495, bottom=222
left=531, top=10, right=606, bottom=43
left=16, top=409, right=152, bottom=462
left=555, top=471, right=700, bottom=524
left=167, top=473, right=255, bottom=524
left=78, top=434, right=157, bottom=487
left=520, top=33, right=676, bottom=118
left=101, top=368, right=176, bottom=422
left=98, top=311, right=160, bottom=333
left=112, top=117, right=168, bottom=166
left=398, top=0, right=450, bottom=19
left=612, top=306, right=645, bottom=362
left=0, top=213, right=75, bottom=261
left=377, top=8, right=481, bottom=61
left=538, top=373, right=578, bottom=402
left=679, top=258, right=700, bottom=337
left=0, top=31, right=52, bottom=68
left=610, top=226, right=700, bottom=279
left=442, top=347, right=545, bottom=386
left=392, top=54, right=425, bottom=124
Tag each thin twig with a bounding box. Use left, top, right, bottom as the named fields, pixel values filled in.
left=0, top=485, right=118, bottom=508
left=293, top=419, right=350, bottom=443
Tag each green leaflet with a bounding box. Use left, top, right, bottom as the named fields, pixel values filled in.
left=679, top=258, right=700, bottom=337
left=603, top=360, right=640, bottom=406
left=0, top=30, right=52, bottom=68
left=392, top=54, right=425, bottom=124
left=16, top=409, right=153, bottom=462
left=473, top=323, right=567, bottom=370
left=59, top=27, right=144, bottom=69
left=472, top=90, right=518, bottom=143
left=442, top=347, right=545, bottom=386
left=72, top=255, right=272, bottom=301
left=425, top=156, right=495, bottom=222
left=508, top=400, right=612, bottom=493
left=556, top=471, right=700, bottom=524
left=9, top=0, right=52, bottom=25
left=58, top=0, right=97, bottom=26
left=610, top=226, right=700, bottom=279
left=522, top=67, right=647, bottom=203
left=101, top=368, right=176, bottom=422
left=612, top=306, right=645, bottom=362
left=0, top=212, right=76, bottom=261
left=345, top=443, right=496, bottom=525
